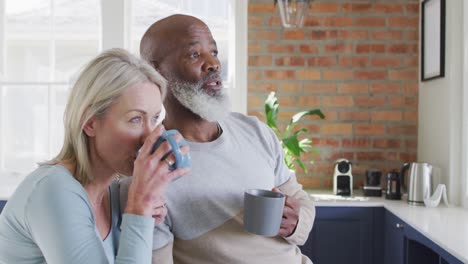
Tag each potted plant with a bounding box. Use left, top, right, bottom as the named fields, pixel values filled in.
left=264, top=92, right=325, bottom=173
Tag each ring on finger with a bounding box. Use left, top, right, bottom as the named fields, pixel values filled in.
left=164, top=158, right=175, bottom=167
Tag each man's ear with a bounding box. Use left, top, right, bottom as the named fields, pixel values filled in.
left=83, top=116, right=97, bottom=137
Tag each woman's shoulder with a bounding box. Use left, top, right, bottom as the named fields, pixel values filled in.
left=16, top=165, right=87, bottom=205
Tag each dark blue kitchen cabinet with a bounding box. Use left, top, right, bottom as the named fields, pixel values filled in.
left=384, top=210, right=405, bottom=264
left=303, top=207, right=463, bottom=264
left=300, top=207, right=384, bottom=264
left=384, top=210, right=463, bottom=264
left=0, top=201, right=6, bottom=214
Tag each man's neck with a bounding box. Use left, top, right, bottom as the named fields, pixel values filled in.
left=164, top=97, right=221, bottom=142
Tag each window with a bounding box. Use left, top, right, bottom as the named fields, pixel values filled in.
left=0, top=0, right=246, bottom=198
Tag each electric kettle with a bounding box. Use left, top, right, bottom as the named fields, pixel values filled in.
left=400, top=162, right=433, bottom=206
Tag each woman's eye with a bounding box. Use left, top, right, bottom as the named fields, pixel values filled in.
left=130, top=116, right=142, bottom=123
left=190, top=52, right=200, bottom=59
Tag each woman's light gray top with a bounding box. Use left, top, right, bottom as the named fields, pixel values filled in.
left=0, top=165, right=153, bottom=264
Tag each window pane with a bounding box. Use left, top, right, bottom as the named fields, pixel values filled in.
left=5, top=0, right=51, bottom=82
left=131, top=0, right=231, bottom=81
left=50, top=85, right=70, bottom=155
left=54, top=0, right=100, bottom=82
left=1, top=85, right=48, bottom=173
left=5, top=0, right=101, bottom=83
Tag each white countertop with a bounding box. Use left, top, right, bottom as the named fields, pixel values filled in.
left=308, top=191, right=468, bottom=264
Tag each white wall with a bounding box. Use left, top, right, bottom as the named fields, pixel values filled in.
left=418, top=0, right=464, bottom=205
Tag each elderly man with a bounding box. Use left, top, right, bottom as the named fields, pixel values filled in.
left=140, top=14, right=315, bottom=264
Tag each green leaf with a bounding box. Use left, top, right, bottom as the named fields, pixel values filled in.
left=264, top=92, right=279, bottom=131
left=291, top=109, right=325, bottom=124
left=282, top=136, right=301, bottom=156
left=296, top=159, right=308, bottom=174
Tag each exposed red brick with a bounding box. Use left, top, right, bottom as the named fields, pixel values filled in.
left=342, top=138, right=372, bottom=148
left=371, top=57, right=401, bottom=67
left=324, top=17, right=354, bottom=27
left=264, top=70, right=295, bottom=80
left=308, top=56, right=338, bottom=67
left=248, top=3, right=276, bottom=13
left=338, top=83, right=369, bottom=94
left=311, top=3, right=339, bottom=13
left=298, top=96, right=321, bottom=107
left=299, top=44, right=320, bottom=53
left=249, top=83, right=277, bottom=93
left=388, top=69, right=418, bottom=81
left=310, top=30, right=338, bottom=40
left=389, top=17, right=419, bottom=28
left=355, top=70, right=387, bottom=80
left=322, top=96, right=354, bottom=107
left=275, top=56, right=305, bottom=66
left=372, top=30, right=403, bottom=40
left=404, top=111, right=418, bottom=122
left=339, top=111, right=370, bottom=121
left=405, top=3, right=419, bottom=14
left=279, top=83, right=301, bottom=93
left=339, top=56, right=369, bottom=67
left=304, top=17, right=322, bottom=27
left=405, top=31, right=419, bottom=41
left=284, top=30, right=305, bottom=40
left=354, top=96, right=387, bottom=107
left=321, top=123, right=353, bottom=134
left=387, top=125, right=417, bottom=135
left=249, top=56, right=273, bottom=67
left=371, top=111, right=403, bottom=121
left=370, top=83, right=401, bottom=94
left=342, top=3, right=372, bottom=13
left=339, top=30, right=369, bottom=40
left=388, top=96, right=418, bottom=108
left=248, top=70, right=262, bottom=81
left=296, top=69, right=321, bottom=80
left=248, top=17, right=263, bottom=27
left=248, top=30, right=278, bottom=40
left=354, top=124, right=386, bottom=135
left=323, top=69, right=354, bottom=80
left=248, top=43, right=262, bottom=53
left=267, top=44, right=295, bottom=53
left=355, top=17, right=386, bottom=27
left=325, top=43, right=353, bottom=53
left=303, top=83, right=337, bottom=94
left=374, top=3, right=404, bottom=13
left=387, top=44, right=418, bottom=54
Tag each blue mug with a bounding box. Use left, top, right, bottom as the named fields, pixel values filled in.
left=150, top=129, right=191, bottom=171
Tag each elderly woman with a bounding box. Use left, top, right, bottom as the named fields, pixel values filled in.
left=0, top=48, right=188, bottom=263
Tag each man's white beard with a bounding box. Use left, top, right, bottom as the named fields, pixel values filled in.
left=169, top=75, right=231, bottom=122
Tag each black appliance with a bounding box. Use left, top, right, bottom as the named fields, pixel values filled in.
left=385, top=170, right=402, bottom=200
left=363, top=170, right=382, bottom=197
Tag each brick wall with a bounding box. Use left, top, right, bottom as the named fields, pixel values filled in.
left=247, top=0, right=419, bottom=189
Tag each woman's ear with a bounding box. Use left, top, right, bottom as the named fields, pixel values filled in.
left=83, top=116, right=97, bottom=137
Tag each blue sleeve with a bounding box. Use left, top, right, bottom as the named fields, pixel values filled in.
left=26, top=175, right=153, bottom=264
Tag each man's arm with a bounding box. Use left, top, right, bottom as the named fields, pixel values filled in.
left=152, top=242, right=174, bottom=264
left=277, top=170, right=315, bottom=246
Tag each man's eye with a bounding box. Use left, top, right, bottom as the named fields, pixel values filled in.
left=190, top=52, right=200, bottom=59
left=130, top=116, right=142, bottom=123
left=151, top=116, right=160, bottom=124
left=212, top=50, right=218, bottom=57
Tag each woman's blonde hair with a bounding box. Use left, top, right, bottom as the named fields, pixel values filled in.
left=44, top=48, right=167, bottom=185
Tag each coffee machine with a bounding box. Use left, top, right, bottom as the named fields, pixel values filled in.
left=333, top=159, right=353, bottom=196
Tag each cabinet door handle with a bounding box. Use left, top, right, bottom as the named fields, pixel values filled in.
left=396, top=223, right=404, bottom=229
